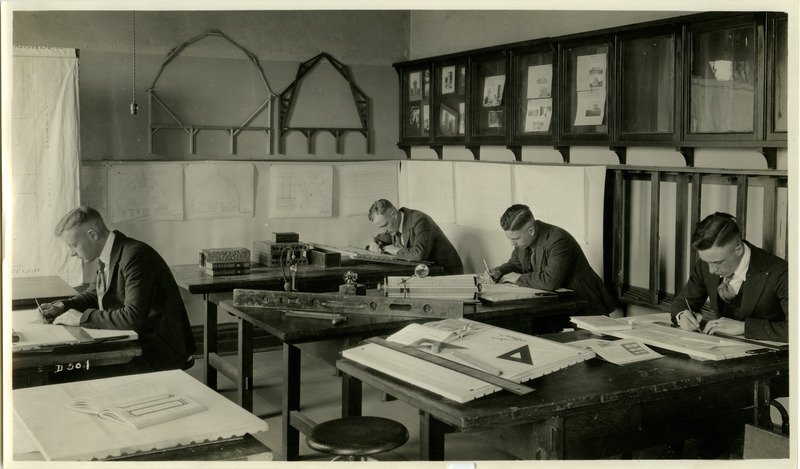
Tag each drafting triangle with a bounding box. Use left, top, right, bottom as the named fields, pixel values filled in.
left=497, top=345, right=533, bottom=365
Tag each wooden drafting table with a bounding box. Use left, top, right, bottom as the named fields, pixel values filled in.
left=11, top=276, right=77, bottom=310
left=12, top=370, right=270, bottom=462
left=171, top=259, right=443, bottom=389
left=336, top=329, right=789, bottom=460
left=12, top=308, right=141, bottom=389
left=213, top=292, right=587, bottom=461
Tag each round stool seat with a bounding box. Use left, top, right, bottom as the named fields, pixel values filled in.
left=307, top=416, right=409, bottom=459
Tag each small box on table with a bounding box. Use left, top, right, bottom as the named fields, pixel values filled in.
left=252, top=241, right=309, bottom=267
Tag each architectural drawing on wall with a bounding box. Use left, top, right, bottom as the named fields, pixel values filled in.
left=279, top=52, right=371, bottom=155
left=339, top=162, right=399, bottom=216
left=513, top=165, right=588, bottom=244
left=401, top=160, right=456, bottom=225
left=11, top=47, right=81, bottom=284
left=268, top=164, right=333, bottom=218
left=107, top=163, right=184, bottom=223
left=80, top=164, right=107, bottom=219
left=455, top=163, right=512, bottom=231
left=185, top=163, right=254, bottom=219
left=147, top=30, right=275, bottom=155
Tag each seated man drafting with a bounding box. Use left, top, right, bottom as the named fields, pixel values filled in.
left=366, top=199, right=464, bottom=275
left=486, top=204, right=615, bottom=316
left=671, top=212, right=788, bottom=342
left=39, top=206, right=197, bottom=371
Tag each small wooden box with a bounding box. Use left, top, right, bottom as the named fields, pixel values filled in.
left=273, top=232, right=300, bottom=243
left=308, top=248, right=341, bottom=268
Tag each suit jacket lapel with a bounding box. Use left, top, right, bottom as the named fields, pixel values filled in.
left=102, top=231, right=125, bottom=304
left=400, top=209, right=411, bottom=247
left=738, top=244, right=769, bottom=318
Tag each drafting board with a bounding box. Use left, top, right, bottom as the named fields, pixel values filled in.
left=13, top=370, right=268, bottom=461
left=12, top=308, right=137, bottom=352
left=343, top=318, right=594, bottom=403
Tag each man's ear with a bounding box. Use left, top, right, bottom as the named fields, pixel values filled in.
left=87, top=229, right=99, bottom=241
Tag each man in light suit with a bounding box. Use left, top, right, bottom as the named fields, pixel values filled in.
left=487, top=204, right=615, bottom=316
left=672, top=212, right=788, bottom=342
left=367, top=199, right=464, bottom=275
left=40, top=206, right=196, bottom=371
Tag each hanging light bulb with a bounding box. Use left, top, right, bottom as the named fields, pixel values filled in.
left=130, top=11, right=138, bottom=115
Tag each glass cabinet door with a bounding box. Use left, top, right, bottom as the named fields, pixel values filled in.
left=767, top=14, right=787, bottom=139
left=401, top=65, right=432, bottom=141
left=511, top=48, right=555, bottom=141
left=686, top=16, right=762, bottom=140
left=433, top=60, right=467, bottom=140
left=470, top=53, right=508, bottom=141
left=560, top=40, right=612, bottom=140
left=618, top=29, right=678, bottom=141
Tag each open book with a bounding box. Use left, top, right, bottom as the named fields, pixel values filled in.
left=66, top=379, right=205, bottom=429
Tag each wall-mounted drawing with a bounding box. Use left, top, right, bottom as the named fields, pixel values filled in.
left=279, top=52, right=371, bottom=155
left=147, top=30, right=276, bottom=155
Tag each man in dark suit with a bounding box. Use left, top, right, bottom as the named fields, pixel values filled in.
left=39, top=206, right=196, bottom=371
left=487, top=204, right=615, bottom=316
left=671, top=212, right=788, bottom=342
left=367, top=199, right=464, bottom=275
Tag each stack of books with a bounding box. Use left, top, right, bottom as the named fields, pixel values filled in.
left=199, top=247, right=251, bottom=276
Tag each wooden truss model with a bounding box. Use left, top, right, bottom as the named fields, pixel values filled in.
left=147, top=30, right=276, bottom=155
left=279, top=52, right=372, bottom=155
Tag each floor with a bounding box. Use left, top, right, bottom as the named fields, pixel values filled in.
left=183, top=348, right=708, bottom=462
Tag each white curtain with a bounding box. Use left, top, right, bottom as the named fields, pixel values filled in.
left=11, top=46, right=81, bottom=285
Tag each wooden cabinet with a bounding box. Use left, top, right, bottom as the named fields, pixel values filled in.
left=394, top=12, right=787, bottom=163
left=616, top=26, right=680, bottom=142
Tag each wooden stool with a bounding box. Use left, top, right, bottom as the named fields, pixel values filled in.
left=306, top=416, right=409, bottom=461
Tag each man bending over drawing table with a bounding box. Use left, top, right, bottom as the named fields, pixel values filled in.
left=38, top=206, right=197, bottom=371
left=486, top=204, right=615, bottom=316
left=366, top=199, right=464, bottom=275
left=671, top=212, right=788, bottom=342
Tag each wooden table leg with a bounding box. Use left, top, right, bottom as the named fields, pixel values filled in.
left=754, top=378, right=773, bottom=428
left=238, top=318, right=254, bottom=412
left=204, top=295, right=218, bottom=390
left=283, top=343, right=301, bottom=461
left=341, top=371, right=362, bottom=418
left=419, top=411, right=447, bottom=461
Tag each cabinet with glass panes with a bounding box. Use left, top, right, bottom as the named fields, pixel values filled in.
left=766, top=13, right=787, bottom=141
left=559, top=38, right=613, bottom=142
left=617, top=25, right=680, bottom=143
left=510, top=45, right=556, bottom=143
left=684, top=14, right=764, bottom=142
left=469, top=52, right=508, bottom=142
left=433, top=59, right=468, bottom=141
left=399, top=64, right=433, bottom=143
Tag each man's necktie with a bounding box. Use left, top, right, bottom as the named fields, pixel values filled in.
left=718, top=275, right=735, bottom=302
left=97, top=260, right=107, bottom=293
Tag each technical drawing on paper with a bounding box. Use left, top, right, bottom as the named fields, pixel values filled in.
left=186, top=163, right=254, bottom=219
left=108, top=164, right=183, bottom=222
left=339, top=162, right=399, bottom=216
left=268, top=164, right=333, bottom=218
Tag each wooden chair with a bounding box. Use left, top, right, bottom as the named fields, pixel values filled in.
left=306, top=416, right=409, bottom=461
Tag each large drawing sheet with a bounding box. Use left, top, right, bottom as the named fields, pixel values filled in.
left=80, top=164, right=107, bottom=220
left=13, top=370, right=267, bottom=460
left=12, top=308, right=137, bottom=351
left=454, top=163, right=512, bottom=230
left=11, top=47, right=81, bottom=284
left=400, top=160, right=456, bottom=224
left=107, top=163, right=184, bottom=222
left=185, top=162, right=254, bottom=219
left=268, top=164, right=333, bottom=218
left=339, top=161, right=399, bottom=216
left=514, top=165, right=587, bottom=243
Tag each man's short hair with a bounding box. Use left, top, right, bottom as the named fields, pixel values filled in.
left=54, top=206, right=107, bottom=236
left=691, top=212, right=742, bottom=250
left=368, top=199, right=396, bottom=222
left=500, top=204, right=535, bottom=231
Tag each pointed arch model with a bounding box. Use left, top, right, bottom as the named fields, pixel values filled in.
left=147, top=30, right=276, bottom=155
left=279, top=52, right=371, bottom=155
